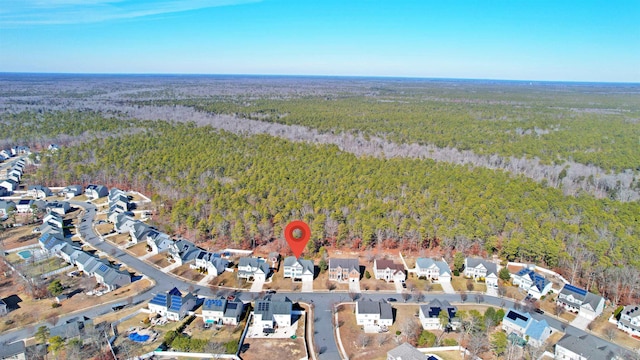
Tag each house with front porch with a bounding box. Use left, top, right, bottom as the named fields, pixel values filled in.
left=0, top=200, right=16, bottom=217
left=502, top=308, right=552, bottom=347
left=168, top=239, right=201, bottom=265
left=419, top=299, right=458, bottom=330
left=27, top=185, right=52, bottom=199
left=0, top=179, right=18, bottom=193
left=62, top=185, right=83, bottom=199
left=355, top=300, right=393, bottom=331
left=85, top=184, right=108, bottom=200
left=415, top=257, right=451, bottom=282
left=46, top=201, right=70, bottom=215
left=202, top=297, right=245, bottom=325
left=328, top=258, right=360, bottom=283
left=237, top=257, right=271, bottom=281
left=373, top=259, right=406, bottom=283
left=556, top=284, right=605, bottom=320
left=145, top=230, right=173, bottom=254
left=253, top=298, right=292, bottom=329
left=193, top=251, right=230, bottom=277
left=555, top=334, right=621, bottom=360
left=148, top=287, right=197, bottom=321
left=464, top=257, right=498, bottom=288
left=283, top=256, right=314, bottom=282
left=511, top=267, right=552, bottom=299
left=617, top=305, right=640, bottom=337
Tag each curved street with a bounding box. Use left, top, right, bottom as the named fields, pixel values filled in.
left=0, top=201, right=634, bottom=359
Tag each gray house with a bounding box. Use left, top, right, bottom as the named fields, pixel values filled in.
left=85, top=184, right=108, bottom=200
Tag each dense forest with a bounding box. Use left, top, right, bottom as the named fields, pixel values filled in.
left=1, top=75, right=639, bottom=303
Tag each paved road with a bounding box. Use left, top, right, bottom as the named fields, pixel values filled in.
left=1, top=201, right=636, bottom=360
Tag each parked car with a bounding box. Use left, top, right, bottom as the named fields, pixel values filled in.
left=386, top=297, right=397, bottom=302
left=266, top=290, right=277, bottom=294
left=534, top=308, right=544, bottom=314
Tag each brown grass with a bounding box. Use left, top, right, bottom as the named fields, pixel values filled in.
left=127, top=242, right=149, bottom=256
left=359, top=277, right=396, bottom=292
left=107, top=233, right=131, bottom=247
left=451, top=276, right=486, bottom=293
left=240, top=313, right=306, bottom=360
left=171, top=264, right=205, bottom=282
left=0, top=225, right=41, bottom=250
left=148, top=253, right=171, bottom=268
left=95, top=223, right=114, bottom=236
left=589, top=308, right=640, bottom=350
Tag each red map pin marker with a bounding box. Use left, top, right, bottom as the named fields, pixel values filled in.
left=284, top=220, right=311, bottom=258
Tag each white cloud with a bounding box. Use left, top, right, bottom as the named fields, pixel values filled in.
left=0, top=0, right=259, bottom=26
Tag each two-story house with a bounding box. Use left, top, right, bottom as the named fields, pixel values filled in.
left=464, top=257, right=498, bottom=288
left=148, top=287, right=197, bottom=321
left=355, top=300, right=393, bottom=331
left=194, top=251, right=230, bottom=277
left=502, top=309, right=552, bottom=347
left=328, top=258, right=360, bottom=283
left=202, top=297, right=245, bottom=325
left=27, top=185, right=52, bottom=199
left=62, top=185, right=83, bottom=199
left=511, top=268, right=552, bottom=299
left=556, top=284, right=605, bottom=320
left=145, top=230, right=173, bottom=254
left=387, top=343, right=425, bottom=360
left=283, top=256, right=314, bottom=282
left=617, top=305, right=640, bottom=337
left=555, top=334, right=620, bottom=360
left=168, top=239, right=201, bottom=266
left=85, top=184, right=109, bottom=200
left=253, top=298, right=292, bottom=329
left=237, top=257, right=271, bottom=281
left=419, top=299, right=458, bottom=330
left=373, top=259, right=406, bottom=283
left=46, top=201, right=70, bottom=215
left=415, top=258, right=451, bottom=283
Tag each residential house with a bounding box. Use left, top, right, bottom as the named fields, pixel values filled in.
left=355, top=300, right=393, bottom=330
left=129, top=221, right=153, bottom=243
left=168, top=239, right=201, bottom=266
left=419, top=299, right=458, bottom=330
left=502, top=309, right=552, bottom=347
left=556, top=284, right=605, bottom=320
left=328, top=258, right=360, bottom=283
left=237, top=257, right=271, bottom=281
left=93, top=263, right=131, bottom=291
left=0, top=340, right=26, bottom=360
left=0, top=298, right=7, bottom=316
left=511, top=268, right=552, bottom=299
left=253, top=298, right=292, bottom=329
left=0, top=179, right=19, bottom=193
left=387, top=343, right=426, bottom=360
left=8, top=169, right=22, bottom=182
left=61, top=185, right=83, bottom=199
left=43, top=212, right=64, bottom=229
left=39, top=233, right=76, bottom=256
left=12, top=145, right=31, bottom=155
left=0, top=149, right=11, bottom=159
left=148, top=287, right=197, bottom=321
left=283, top=256, right=314, bottom=282
left=85, top=184, right=108, bottom=200
left=202, top=297, right=245, bottom=325
left=46, top=201, right=70, bottom=215
left=49, top=317, right=92, bottom=340
left=27, top=185, right=52, bottom=199
left=464, top=257, right=498, bottom=288
left=193, top=251, right=229, bottom=276
left=48, top=144, right=60, bottom=152
left=415, top=258, right=452, bottom=282
left=0, top=188, right=10, bottom=198
left=145, top=230, right=173, bottom=254
left=373, top=259, right=406, bottom=283
left=0, top=200, right=16, bottom=217
left=555, top=334, right=620, bottom=360
left=15, top=199, right=34, bottom=213
left=617, top=305, right=640, bottom=337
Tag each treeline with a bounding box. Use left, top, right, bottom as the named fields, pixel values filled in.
left=138, top=93, right=640, bottom=173
left=31, top=119, right=640, bottom=302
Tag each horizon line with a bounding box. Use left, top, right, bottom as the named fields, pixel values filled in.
left=1, top=71, right=639, bottom=85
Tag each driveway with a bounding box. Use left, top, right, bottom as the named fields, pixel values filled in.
left=250, top=278, right=265, bottom=292
left=570, top=315, right=592, bottom=330
left=394, top=281, right=404, bottom=293
left=440, top=281, right=455, bottom=294
left=486, top=285, right=498, bottom=297
left=349, top=280, right=361, bottom=293
left=301, top=279, right=313, bottom=293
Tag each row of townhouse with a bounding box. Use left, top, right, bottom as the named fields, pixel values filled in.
left=107, top=188, right=134, bottom=223
left=0, top=158, right=26, bottom=196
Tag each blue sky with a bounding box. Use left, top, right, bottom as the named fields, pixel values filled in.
left=1, top=0, right=639, bottom=82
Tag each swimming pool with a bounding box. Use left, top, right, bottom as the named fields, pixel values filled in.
left=17, top=250, right=32, bottom=259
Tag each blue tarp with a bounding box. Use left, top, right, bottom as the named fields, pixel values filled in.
left=128, top=332, right=150, bottom=342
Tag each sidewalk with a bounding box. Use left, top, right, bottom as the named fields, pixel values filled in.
left=161, top=262, right=182, bottom=274
left=197, top=273, right=216, bottom=287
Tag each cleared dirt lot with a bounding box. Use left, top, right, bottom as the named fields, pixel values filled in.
left=240, top=312, right=307, bottom=360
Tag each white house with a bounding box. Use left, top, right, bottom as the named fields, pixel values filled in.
left=415, top=258, right=451, bottom=282
left=419, top=299, right=457, bottom=330
left=168, top=239, right=201, bottom=265
left=373, top=259, right=406, bottom=283
left=502, top=309, right=552, bottom=347
left=555, top=334, right=620, bottom=360
left=283, top=256, right=314, bottom=282
left=62, top=185, right=83, bottom=199
left=46, top=201, right=70, bottom=215
left=93, top=263, right=131, bottom=291
left=194, top=251, right=230, bottom=277
left=0, top=340, right=26, bottom=360
left=464, top=257, right=498, bottom=288
left=617, top=305, right=640, bottom=337
left=148, top=287, right=197, bottom=321
left=85, top=184, right=108, bottom=200
left=0, top=179, right=18, bottom=193
left=355, top=300, right=393, bottom=331
left=145, top=230, right=173, bottom=254
left=27, top=185, right=52, bottom=199
left=511, top=268, right=552, bottom=299
left=202, top=298, right=245, bottom=326
left=238, top=257, right=271, bottom=281
left=15, top=199, right=34, bottom=213
left=43, top=212, right=64, bottom=229
left=556, top=284, right=605, bottom=320
left=253, top=298, right=292, bottom=329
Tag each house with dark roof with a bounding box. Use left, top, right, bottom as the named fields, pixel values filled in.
left=145, top=230, right=173, bottom=254
left=283, top=256, right=314, bottom=282
left=373, top=259, right=406, bottom=283
left=415, top=257, right=452, bottom=283
left=46, top=201, right=70, bottom=215
left=27, top=185, right=52, bottom=199
left=419, top=299, right=458, bottom=330
left=0, top=179, right=18, bottom=193
left=49, top=317, right=93, bottom=340
left=253, top=298, right=292, bottom=329
left=202, top=297, right=245, bottom=325
left=15, top=199, right=34, bottom=213
left=238, top=257, right=271, bottom=281
left=511, top=267, right=552, bottom=299
left=328, top=258, right=360, bottom=283
left=0, top=200, right=16, bottom=217
left=0, top=298, right=7, bottom=316
left=43, top=212, right=64, bottom=229
left=129, top=221, right=153, bottom=243
left=39, top=232, right=77, bottom=255
left=356, top=300, right=393, bottom=331
left=555, top=334, right=620, bottom=360
left=114, top=214, right=137, bottom=234
left=194, top=251, right=229, bottom=277
left=85, top=184, right=108, bottom=200
left=617, top=304, right=640, bottom=337
left=557, top=284, right=605, bottom=320
left=148, top=287, right=197, bottom=321
left=93, top=263, right=131, bottom=291
left=464, top=257, right=498, bottom=288
left=0, top=340, right=26, bottom=360
left=62, top=185, right=83, bottom=199
left=502, top=308, right=552, bottom=347
left=168, top=239, right=201, bottom=266
left=387, top=343, right=426, bottom=360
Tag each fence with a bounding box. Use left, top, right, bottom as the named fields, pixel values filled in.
left=40, top=264, right=74, bottom=279
left=6, top=243, right=41, bottom=253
